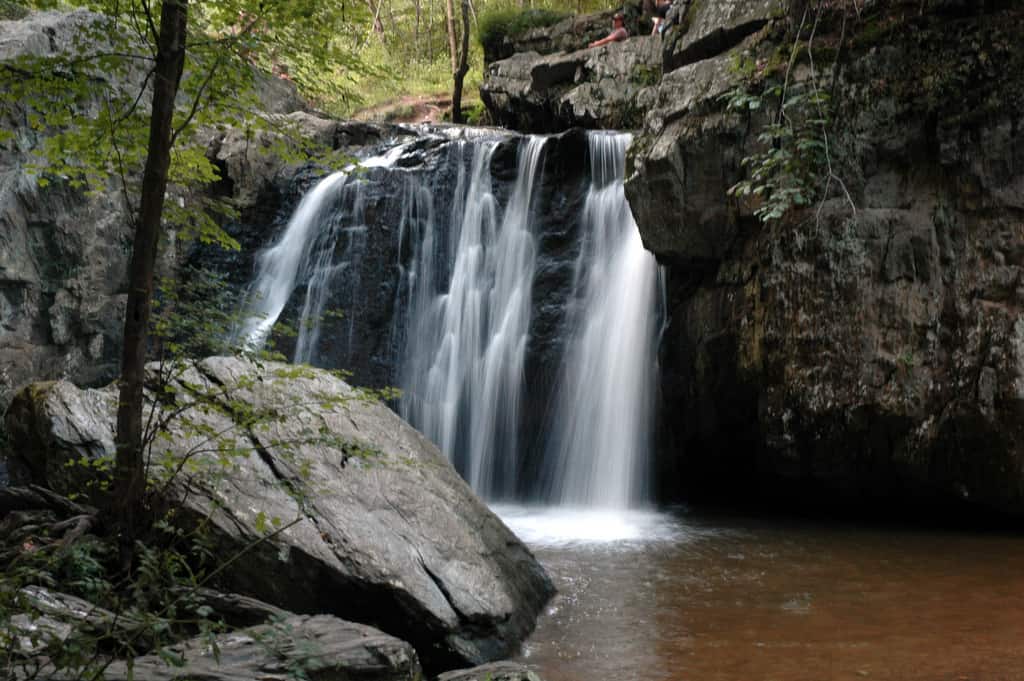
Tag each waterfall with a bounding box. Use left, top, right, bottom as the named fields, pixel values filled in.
left=235, top=171, right=349, bottom=351
left=543, top=133, right=664, bottom=508
left=400, top=137, right=546, bottom=499
left=235, top=145, right=411, bottom=361
left=235, top=130, right=663, bottom=510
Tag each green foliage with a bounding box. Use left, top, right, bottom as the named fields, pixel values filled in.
left=478, top=7, right=567, bottom=56
left=630, top=63, right=661, bottom=87
left=723, top=80, right=831, bottom=223
left=1, top=270, right=394, bottom=676
left=462, top=100, right=490, bottom=126
left=0, top=521, right=228, bottom=680
left=0, top=0, right=28, bottom=19
left=1, top=0, right=359, bottom=214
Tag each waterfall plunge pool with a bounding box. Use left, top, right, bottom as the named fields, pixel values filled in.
left=497, top=505, right=1024, bottom=681
left=229, top=127, right=1024, bottom=680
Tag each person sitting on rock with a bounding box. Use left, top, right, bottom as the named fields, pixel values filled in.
left=588, top=11, right=628, bottom=48
left=651, top=0, right=672, bottom=34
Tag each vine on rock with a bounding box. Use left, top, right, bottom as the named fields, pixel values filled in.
left=722, top=0, right=858, bottom=226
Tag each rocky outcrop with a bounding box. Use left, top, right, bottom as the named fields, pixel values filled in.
left=4, top=357, right=554, bottom=671
left=662, top=0, right=782, bottom=72
left=483, top=9, right=625, bottom=63
left=479, top=0, right=663, bottom=132
left=0, top=10, right=147, bottom=413
left=627, top=2, right=1024, bottom=514
left=481, top=38, right=661, bottom=132
left=438, top=662, right=543, bottom=681
left=7, top=583, right=420, bottom=680
left=105, top=615, right=422, bottom=681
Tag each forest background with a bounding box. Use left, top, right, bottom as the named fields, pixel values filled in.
left=1, top=0, right=610, bottom=121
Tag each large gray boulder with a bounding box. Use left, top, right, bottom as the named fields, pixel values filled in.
left=4, top=357, right=554, bottom=671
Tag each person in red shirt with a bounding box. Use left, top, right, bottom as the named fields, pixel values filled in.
left=588, top=12, right=628, bottom=48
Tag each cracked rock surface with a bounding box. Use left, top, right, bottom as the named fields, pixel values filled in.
left=3, top=357, right=554, bottom=672
left=103, top=614, right=422, bottom=681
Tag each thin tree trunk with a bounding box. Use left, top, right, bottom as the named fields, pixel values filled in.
left=451, top=0, right=470, bottom=123
left=415, top=0, right=421, bottom=59
left=113, top=0, right=188, bottom=537
left=444, top=0, right=458, bottom=75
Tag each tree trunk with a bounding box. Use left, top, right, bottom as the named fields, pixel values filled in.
left=444, top=0, right=458, bottom=75
left=451, top=0, right=470, bottom=123
left=113, top=0, right=188, bottom=537
left=414, top=0, right=421, bottom=59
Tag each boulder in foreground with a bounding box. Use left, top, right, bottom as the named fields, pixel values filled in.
left=4, top=357, right=555, bottom=671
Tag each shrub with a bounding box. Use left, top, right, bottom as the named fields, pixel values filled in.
left=478, top=8, right=568, bottom=60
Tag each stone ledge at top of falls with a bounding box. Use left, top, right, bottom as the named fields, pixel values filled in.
left=479, top=0, right=662, bottom=133
left=3, top=356, right=555, bottom=672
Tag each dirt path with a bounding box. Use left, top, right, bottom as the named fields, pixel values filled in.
left=352, top=93, right=451, bottom=124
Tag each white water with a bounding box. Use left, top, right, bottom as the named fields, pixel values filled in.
left=493, top=504, right=684, bottom=546
left=235, top=144, right=414, bottom=361
left=235, top=171, right=349, bottom=350
left=544, top=133, right=665, bottom=508
left=400, top=137, right=546, bottom=498
left=236, top=132, right=664, bottom=517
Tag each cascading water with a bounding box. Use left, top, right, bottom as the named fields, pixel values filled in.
left=236, top=129, right=663, bottom=514
left=543, top=133, right=664, bottom=508
left=235, top=143, right=423, bottom=366
left=400, top=137, right=546, bottom=499
left=235, top=171, right=348, bottom=350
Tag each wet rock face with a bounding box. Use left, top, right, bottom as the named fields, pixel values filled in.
left=631, top=3, right=1024, bottom=514
left=197, top=127, right=460, bottom=391
left=4, top=357, right=555, bottom=672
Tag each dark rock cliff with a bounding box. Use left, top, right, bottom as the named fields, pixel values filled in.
left=626, top=0, right=1024, bottom=515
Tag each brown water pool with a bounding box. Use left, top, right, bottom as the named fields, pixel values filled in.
left=495, top=506, right=1024, bottom=681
